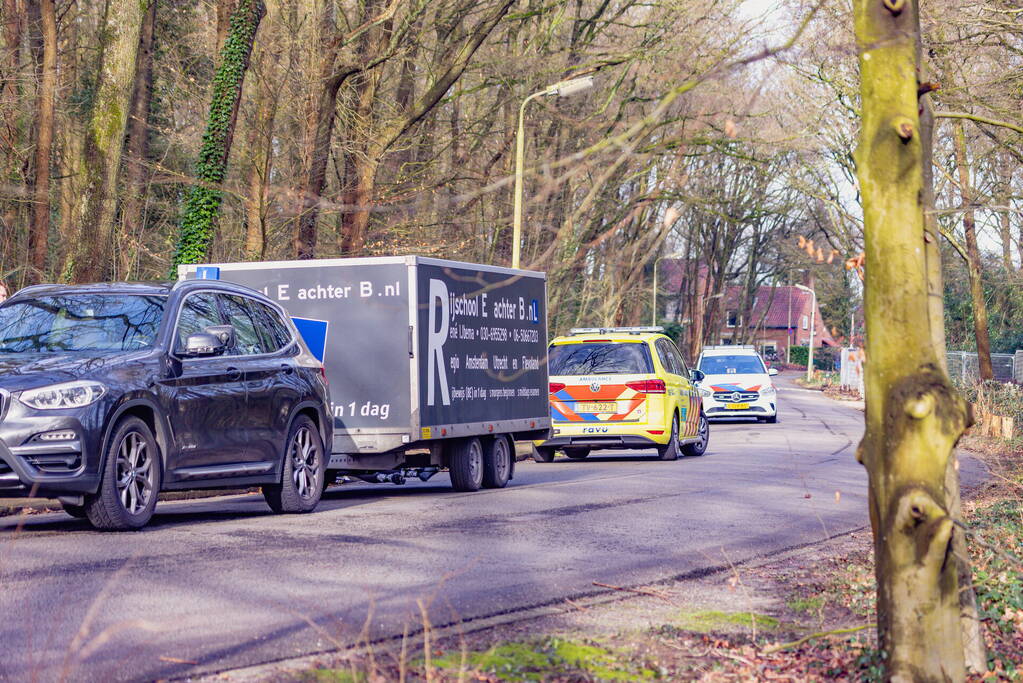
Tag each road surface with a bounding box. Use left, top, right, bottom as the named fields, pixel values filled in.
left=0, top=376, right=985, bottom=681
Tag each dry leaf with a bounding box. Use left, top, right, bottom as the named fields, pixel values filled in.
left=662, top=206, right=680, bottom=228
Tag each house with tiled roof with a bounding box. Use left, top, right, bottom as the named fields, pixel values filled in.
left=658, top=259, right=835, bottom=362
left=716, top=284, right=837, bottom=361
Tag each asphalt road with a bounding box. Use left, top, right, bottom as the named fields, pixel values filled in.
left=0, top=376, right=987, bottom=682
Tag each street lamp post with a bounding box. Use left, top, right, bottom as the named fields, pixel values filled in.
left=511, top=76, right=594, bottom=269
left=794, top=283, right=816, bottom=382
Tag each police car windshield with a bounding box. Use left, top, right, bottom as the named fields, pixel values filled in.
left=698, top=354, right=766, bottom=375
left=548, top=342, right=653, bottom=375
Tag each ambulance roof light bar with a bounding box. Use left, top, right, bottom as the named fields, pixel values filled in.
left=568, top=326, right=664, bottom=335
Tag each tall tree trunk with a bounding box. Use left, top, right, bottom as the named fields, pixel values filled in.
left=853, top=2, right=970, bottom=681
left=338, top=52, right=386, bottom=255
left=67, top=0, right=146, bottom=283
left=952, top=121, right=993, bottom=380
left=27, top=0, right=55, bottom=281
left=119, top=0, right=157, bottom=279
left=1, top=0, right=24, bottom=274
left=243, top=69, right=277, bottom=259
left=216, top=0, right=239, bottom=52
left=996, top=152, right=1013, bottom=272
left=54, top=0, right=85, bottom=281
left=294, top=68, right=345, bottom=258
left=336, top=0, right=517, bottom=254
left=1, top=0, right=23, bottom=156
left=172, top=0, right=266, bottom=268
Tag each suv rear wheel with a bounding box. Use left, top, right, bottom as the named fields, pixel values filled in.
left=682, top=413, right=709, bottom=456
left=657, top=414, right=681, bottom=461
left=86, top=416, right=162, bottom=530
left=263, top=415, right=325, bottom=513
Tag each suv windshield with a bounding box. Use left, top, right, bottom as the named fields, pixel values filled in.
left=0, top=294, right=166, bottom=352
left=549, top=342, right=653, bottom=375
left=699, top=354, right=766, bottom=375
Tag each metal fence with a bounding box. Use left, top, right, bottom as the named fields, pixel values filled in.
left=946, top=351, right=1018, bottom=383
left=839, top=347, right=865, bottom=396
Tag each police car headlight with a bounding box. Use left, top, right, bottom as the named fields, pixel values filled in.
left=697, top=387, right=713, bottom=398
left=761, top=385, right=776, bottom=396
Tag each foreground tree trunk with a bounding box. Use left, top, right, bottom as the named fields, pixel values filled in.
left=917, top=29, right=986, bottom=674
left=951, top=121, right=993, bottom=381
left=66, top=0, right=145, bottom=283
left=27, top=0, right=55, bottom=280
left=853, top=1, right=971, bottom=680
left=172, top=0, right=265, bottom=268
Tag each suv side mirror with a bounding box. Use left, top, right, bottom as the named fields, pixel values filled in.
left=182, top=333, right=226, bottom=357
left=691, top=369, right=705, bottom=383
left=768, top=367, right=779, bottom=376
left=204, top=324, right=236, bottom=348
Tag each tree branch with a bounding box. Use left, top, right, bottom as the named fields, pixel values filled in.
left=934, top=111, right=1023, bottom=136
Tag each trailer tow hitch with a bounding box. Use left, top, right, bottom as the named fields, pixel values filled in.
left=353, top=467, right=440, bottom=485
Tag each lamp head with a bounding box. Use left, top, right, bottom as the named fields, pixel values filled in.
left=548, top=76, right=594, bottom=98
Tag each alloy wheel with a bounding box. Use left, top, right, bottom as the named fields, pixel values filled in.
left=115, top=431, right=154, bottom=515
left=290, top=426, right=321, bottom=500
left=695, top=415, right=708, bottom=450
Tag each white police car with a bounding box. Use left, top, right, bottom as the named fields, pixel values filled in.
left=695, top=345, right=778, bottom=423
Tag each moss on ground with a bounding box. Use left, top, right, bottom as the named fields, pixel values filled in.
left=425, top=637, right=655, bottom=681
left=786, top=595, right=825, bottom=614
left=672, top=610, right=780, bottom=632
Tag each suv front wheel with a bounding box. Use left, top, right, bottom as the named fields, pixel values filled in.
left=86, top=416, right=162, bottom=530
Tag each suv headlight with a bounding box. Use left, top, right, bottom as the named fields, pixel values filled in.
left=19, top=381, right=107, bottom=410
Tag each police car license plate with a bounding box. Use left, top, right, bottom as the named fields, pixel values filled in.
left=576, top=402, right=617, bottom=413
left=725, top=403, right=750, bottom=410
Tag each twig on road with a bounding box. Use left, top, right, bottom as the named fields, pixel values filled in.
left=592, top=581, right=674, bottom=603
left=563, top=598, right=590, bottom=612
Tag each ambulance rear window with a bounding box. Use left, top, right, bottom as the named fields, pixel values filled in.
left=548, top=343, right=653, bottom=375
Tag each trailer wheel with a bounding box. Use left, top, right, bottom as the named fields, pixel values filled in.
left=482, top=436, right=512, bottom=489
left=449, top=437, right=484, bottom=491
left=531, top=445, right=555, bottom=463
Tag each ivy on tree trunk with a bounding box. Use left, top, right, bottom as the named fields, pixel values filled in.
left=172, top=0, right=265, bottom=270
left=853, top=0, right=975, bottom=680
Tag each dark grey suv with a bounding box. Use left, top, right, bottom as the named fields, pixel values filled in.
left=0, top=280, right=331, bottom=530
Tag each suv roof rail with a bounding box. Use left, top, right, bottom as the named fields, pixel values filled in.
left=568, top=326, right=664, bottom=335
left=702, top=344, right=757, bottom=351
left=9, top=284, right=53, bottom=297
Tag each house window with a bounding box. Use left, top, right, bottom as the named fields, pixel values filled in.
left=726, top=310, right=741, bottom=328
left=801, top=315, right=809, bottom=330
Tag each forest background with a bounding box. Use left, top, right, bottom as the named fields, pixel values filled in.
left=0, top=0, right=1020, bottom=357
